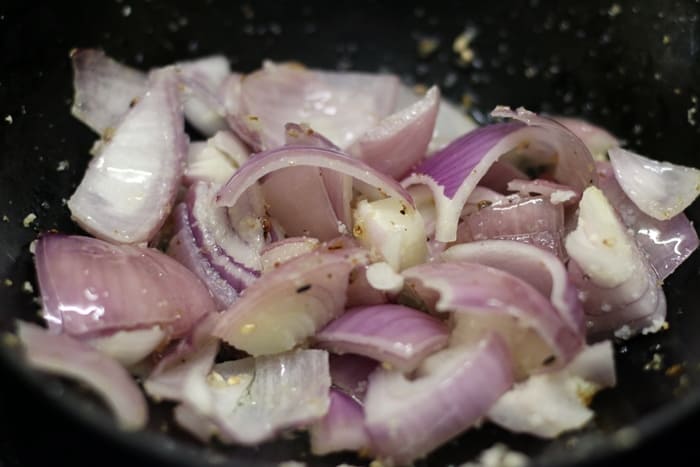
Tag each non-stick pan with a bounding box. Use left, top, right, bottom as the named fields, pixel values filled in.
left=1, top=1, right=700, bottom=466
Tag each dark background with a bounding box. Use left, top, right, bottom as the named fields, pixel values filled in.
left=1, top=0, right=700, bottom=466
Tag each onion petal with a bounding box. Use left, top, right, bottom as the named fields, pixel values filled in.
left=17, top=321, right=148, bottom=430
left=608, top=146, right=700, bottom=221
left=36, top=234, right=215, bottom=338
left=315, top=304, right=449, bottom=372
left=364, top=334, right=513, bottom=465
left=68, top=66, right=186, bottom=244
left=309, top=389, right=370, bottom=455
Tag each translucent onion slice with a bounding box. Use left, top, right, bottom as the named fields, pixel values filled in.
left=216, top=146, right=414, bottom=221
left=309, top=389, right=370, bottom=455
left=349, top=86, right=440, bottom=180
left=403, top=261, right=583, bottom=376
left=212, top=247, right=369, bottom=356
left=554, top=117, right=619, bottom=161
left=70, top=48, right=147, bottom=135
left=315, top=304, right=449, bottom=372
left=88, top=325, right=166, bottom=366
left=608, top=146, right=700, bottom=221
left=364, top=334, right=513, bottom=465
left=174, top=349, right=331, bottom=445
left=177, top=55, right=230, bottom=136
left=17, top=321, right=148, bottom=430
left=35, top=234, right=215, bottom=338
left=168, top=204, right=238, bottom=309
left=226, top=61, right=398, bottom=150
left=596, top=161, right=699, bottom=280
left=442, top=240, right=584, bottom=335
left=456, top=195, right=566, bottom=257
left=565, top=186, right=665, bottom=338
left=404, top=107, right=596, bottom=242
left=260, top=237, right=320, bottom=273
left=68, top=66, right=186, bottom=244
left=488, top=341, right=616, bottom=438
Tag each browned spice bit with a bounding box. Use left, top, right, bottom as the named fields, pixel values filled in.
left=247, top=115, right=260, bottom=122
left=665, top=363, right=684, bottom=377
left=477, top=200, right=492, bottom=210
left=353, top=224, right=364, bottom=237
left=129, top=97, right=140, bottom=108
left=542, top=355, right=557, bottom=366
left=326, top=273, right=333, bottom=279
left=260, top=216, right=272, bottom=236
left=102, top=126, right=116, bottom=142
left=296, top=284, right=311, bottom=293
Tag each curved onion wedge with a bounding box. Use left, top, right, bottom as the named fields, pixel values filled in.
left=212, top=247, right=369, bottom=355
left=68, top=66, right=186, bottom=244
left=17, top=321, right=148, bottom=430
left=596, top=161, right=699, bottom=280
left=554, top=117, right=619, bottom=161
left=35, top=234, right=215, bottom=338
left=488, top=341, right=616, bottom=438
left=350, top=86, right=440, bottom=179
left=88, top=325, right=166, bottom=366
left=608, top=146, right=700, bottom=221
left=309, top=389, right=370, bottom=455
left=565, top=186, right=665, bottom=338
left=364, top=334, right=513, bottom=465
left=403, top=261, right=583, bottom=376
left=315, top=304, right=449, bottom=372
left=178, top=55, right=230, bottom=136
left=260, top=237, right=320, bottom=273
left=70, top=48, right=147, bottom=135
left=174, top=349, right=331, bottom=445
left=226, top=61, right=398, bottom=150
left=404, top=107, right=596, bottom=242
left=442, top=240, right=584, bottom=335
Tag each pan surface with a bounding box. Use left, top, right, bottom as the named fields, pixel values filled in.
left=1, top=0, right=699, bottom=466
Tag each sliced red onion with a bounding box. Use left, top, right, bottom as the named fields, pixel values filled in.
left=260, top=237, right=320, bottom=273
left=88, top=325, right=166, bottom=367
left=365, top=261, right=405, bottom=294
left=488, top=341, right=616, bottom=438
left=442, top=240, right=584, bottom=335
left=17, top=321, right=148, bottom=430
left=178, top=55, right=230, bottom=136
left=565, top=186, right=666, bottom=338
left=284, top=122, right=340, bottom=149
left=213, top=247, right=368, bottom=356
left=261, top=166, right=343, bottom=240
left=364, top=334, right=513, bottom=465
left=491, top=106, right=597, bottom=194
left=346, top=265, right=389, bottom=308
left=309, top=389, right=370, bottom=455
left=184, top=131, right=249, bottom=187
left=329, top=353, right=378, bottom=401
left=216, top=145, right=414, bottom=216
left=478, top=160, right=530, bottom=194
left=315, top=304, right=449, bottom=372
left=554, top=117, right=619, bottom=161
left=507, top=179, right=579, bottom=206
left=608, top=147, right=700, bottom=221
left=35, top=234, right=214, bottom=338
left=402, top=261, right=583, bottom=376
left=349, top=86, right=440, bottom=180
left=460, top=186, right=508, bottom=217
left=68, top=66, right=186, bottom=244
left=168, top=204, right=238, bottom=309
left=176, top=349, right=331, bottom=445
left=456, top=195, right=566, bottom=258
left=353, top=196, right=428, bottom=270
left=70, top=48, right=147, bottom=135
left=186, top=182, right=261, bottom=289
left=395, top=84, right=477, bottom=153
left=596, top=161, right=699, bottom=280
left=405, top=107, right=596, bottom=242
left=226, top=61, right=398, bottom=150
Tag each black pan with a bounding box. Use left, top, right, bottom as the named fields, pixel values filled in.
left=1, top=1, right=699, bottom=466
